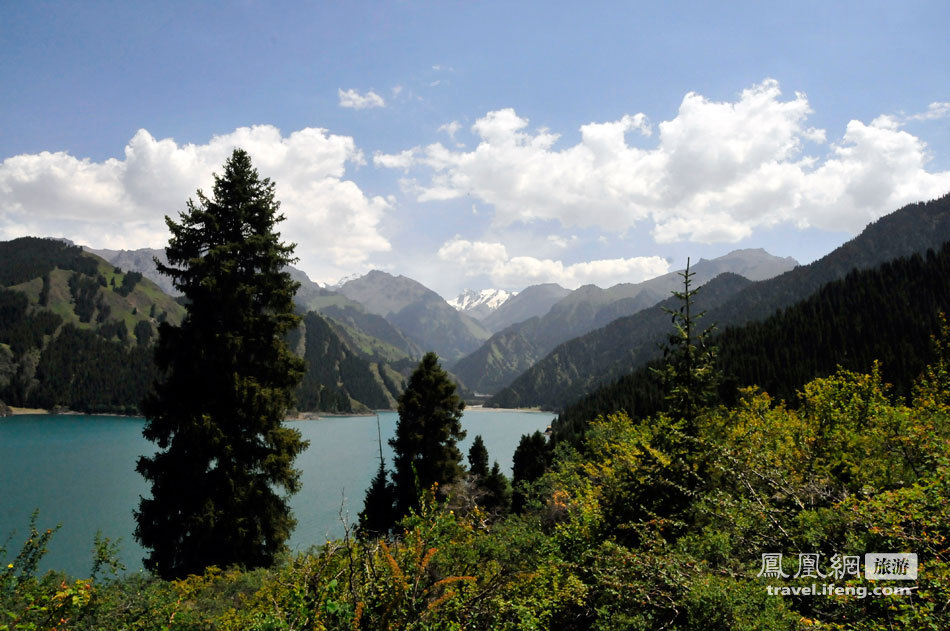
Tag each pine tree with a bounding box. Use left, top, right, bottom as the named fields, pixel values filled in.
left=359, top=462, right=395, bottom=537
left=359, top=413, right=395, bottom=537
left=652, top=257, right=720, bottom=431
left=468, top=434, right=490, bottom=478
left=511, top=430, right=550, bottom=513
left=135, top=149, right=307, bottom=579
left=479, top=461, right=512, bottom=516
left=390, top=352, right=466, bottom=518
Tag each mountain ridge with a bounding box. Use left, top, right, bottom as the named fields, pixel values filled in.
left=491, top=193, right=950, bottom=411
left=454, top=248, right=798, bottom=395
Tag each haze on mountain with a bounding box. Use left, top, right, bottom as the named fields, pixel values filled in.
left=453, top=249, right=797, bottom=396
left=336, top=270, right=490, bottom=364
left=555, top=235, right=950, bottom=447
left=481, top=283, right=573, bottom=333
left=491, top=193, right=950, bottom=411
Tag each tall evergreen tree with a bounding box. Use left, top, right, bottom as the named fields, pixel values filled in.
left=651, top=258, right=719, bottom=431
left=511, top=430, right=550, bottom=513
left=468, top=434, right=490, bottom=478
left=359, top=414, right=395, bottom=537
left=477, top=461, right=512, bottom=516
left=390, top=352, right=466, bottom=518
left=135, top=149, right=307, bottom=579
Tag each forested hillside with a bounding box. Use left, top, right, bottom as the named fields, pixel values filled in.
left=0, top=237, right=185, bottom=413
left=0, top=238, right=473, bottom=415
left=554, top=241, right=950, bottom=445
left=291, top=311, right=410, bottom=414
left=493, top=193, right=950, bottom=410
left=490, top=272, right=752, bottom=409
left=456, top=249, right=796, bottom=395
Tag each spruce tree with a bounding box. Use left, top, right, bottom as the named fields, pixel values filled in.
left=390, top=352, right=466, bottom=518
left=135, top=149, right=307, bottom=579
left=511, top=430, right=550, bottom=513
left=652, top=257, right=720, bottom=431
left=468, top=434, right=490, bottom=478
left=359, top=462, right=396, bottom=537
left=359, top=413, right=395, bottom=537
left=479, top=461, right=512, bottom=516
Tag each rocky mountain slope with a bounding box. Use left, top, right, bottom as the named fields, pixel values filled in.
left=492, top=193, right=950, bottom=410
left=454, top=249, right=798, bottom=395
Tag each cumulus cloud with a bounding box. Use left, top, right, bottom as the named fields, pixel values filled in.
left=0, top=125, right=391, bottom=282
left=337, top=88, right=386, bottom=109
left=382, top=79, right=950, bottom=242
left=436, top=238, right=509, bottom=275
left=436, top=237, right=669, bottom=289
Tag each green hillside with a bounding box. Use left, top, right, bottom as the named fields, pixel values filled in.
left=0, top=237, right=185, bottom=413
left=554, top=241, right=950, bottom=446
left=291, top=311, right=406, bottom=414
left=492, top=193, right=950, bottom=410
left=290, top=310, right=475, bottom=414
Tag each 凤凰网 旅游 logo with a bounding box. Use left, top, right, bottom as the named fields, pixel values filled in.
left=756, top=552, right=917, bottom=600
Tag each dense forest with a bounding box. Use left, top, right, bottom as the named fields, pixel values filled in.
left=492, top=193, right=950, bottom=410
left=292, top=311, right=406, bottom=413
left=0, top=238, right=183, bottom=414
left=554, top=242, right=950, bottom=446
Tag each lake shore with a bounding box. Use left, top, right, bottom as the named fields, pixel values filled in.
left=465, top=405, right=548, bottom=413
left=4, top=406, right=550, bottom=420
left=8, top=406, right=52, bottom=415
left=288, top=406, right=550, bottom=420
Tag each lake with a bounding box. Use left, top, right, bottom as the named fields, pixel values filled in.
left=0, top=409, right=553, bottom=578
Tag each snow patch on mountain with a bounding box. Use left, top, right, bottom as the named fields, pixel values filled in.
left=447, top=288, right=516, bottom=319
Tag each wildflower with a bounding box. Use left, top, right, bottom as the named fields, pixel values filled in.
left=6, top=563, right=12, bottom=569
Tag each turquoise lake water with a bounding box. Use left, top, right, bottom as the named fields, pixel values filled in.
left=0, top=409, right=553, bottom=577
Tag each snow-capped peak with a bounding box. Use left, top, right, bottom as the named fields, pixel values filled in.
left=330, top=272, right=365, bottom=288
left=447, top=288, right=516, bottom=317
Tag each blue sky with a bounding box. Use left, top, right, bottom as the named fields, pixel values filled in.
left=2, top=1, right=949, bottom=299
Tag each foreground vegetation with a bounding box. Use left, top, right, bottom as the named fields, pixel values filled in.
left=5, top=333, right=950, bottom=628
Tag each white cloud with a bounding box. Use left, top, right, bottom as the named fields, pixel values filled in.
left=337, top=88, right=386, bottom=110
left=436, top=237, right=669, bottom=289
left=0, top=125, right=390, bottom=283
left=907, top=102, right=950, bottom=121
left=436, top=238, right=509, bottom=275
left=373, top=149, right=417, bottom=170
left=438, top=121, right=461, bottom=140
left=381, top=79, right=950, bottom=242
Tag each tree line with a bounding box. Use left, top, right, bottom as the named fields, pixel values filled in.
left=553, top=242, right=950, bottom=447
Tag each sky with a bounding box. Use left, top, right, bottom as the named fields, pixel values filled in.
left=2, top=1, right=949, bottom=300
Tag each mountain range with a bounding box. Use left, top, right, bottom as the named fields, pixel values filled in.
left=7, top=192, right=950, bottom=418
left=452, top=249, right=798, bottom=395
left=554, top=238, right=950, bottom=446
left=491, top=193, right=950, bottom=411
